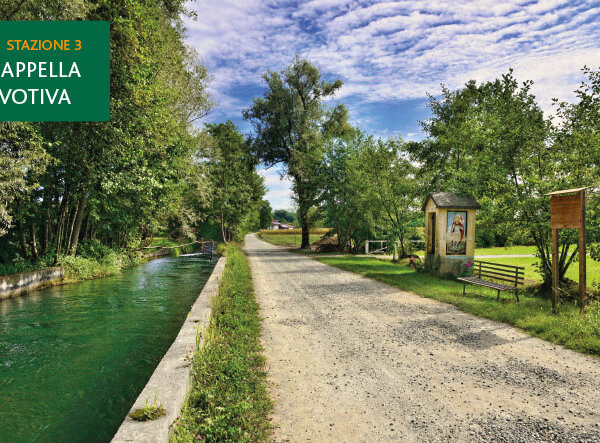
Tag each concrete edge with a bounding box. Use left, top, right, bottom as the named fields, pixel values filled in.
left=111, top=256, right=227, bottom=443
left=0, top=267, right=65, bottom=300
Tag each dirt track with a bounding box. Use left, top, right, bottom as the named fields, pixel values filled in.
left=245, top=234, right=600, bottom=442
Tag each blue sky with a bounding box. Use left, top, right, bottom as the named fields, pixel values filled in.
left=184, top=0, right=600, bottom=210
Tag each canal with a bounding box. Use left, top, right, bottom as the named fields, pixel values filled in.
left=0, top=254, right=216, bottom=442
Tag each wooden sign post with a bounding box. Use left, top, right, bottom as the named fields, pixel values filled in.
left=548, top=188, right=587, bottom=313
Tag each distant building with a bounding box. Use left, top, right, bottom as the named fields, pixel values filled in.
left=270, top=220, right=294, bottom=230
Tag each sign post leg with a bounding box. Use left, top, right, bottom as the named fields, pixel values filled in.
left=579, top=190, right=586, bottom=313
left=552, top=228, right=559, bottom=313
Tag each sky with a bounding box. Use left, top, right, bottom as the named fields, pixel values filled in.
left=184, top=0, right=600, bottom=210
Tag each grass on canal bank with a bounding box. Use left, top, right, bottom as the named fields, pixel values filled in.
left=172, top=244, right=272, bottom=442
left=317, top=256, right=600, bottom=357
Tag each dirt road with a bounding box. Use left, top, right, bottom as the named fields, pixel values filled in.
left=245, top=234, right=600, bottom=442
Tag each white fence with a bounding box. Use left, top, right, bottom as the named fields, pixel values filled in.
left=364, top=239, right=425, bottom=254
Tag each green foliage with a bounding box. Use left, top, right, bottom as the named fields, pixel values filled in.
left=215, top=243, right=227, bottom=256
left=317, top=130, right=374, bottom=251
left=0, top=0, right=215, bottom=268
left=258, top=201, right=272, bottom=230
left=58, top=249, right=141, bottom=282
left=244, top=57, right=349, bottom=248
left=198, top=121, right=265, bottom=242
left=173, top=245, right=272, bottom=442
left=316, top=129, right=421, bottom=256
left=272, top=209, right=296, bottom=224
left=319, top=256, right=600, bottom=356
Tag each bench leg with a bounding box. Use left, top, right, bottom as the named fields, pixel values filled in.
left=497, top=289, right=500, bottom=301
left=515, top=289, right=519, bottom=302
left=463, top=282, right=466, bottom=295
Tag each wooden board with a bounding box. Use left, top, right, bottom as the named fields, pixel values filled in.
left=550, top=193, right=583, bottom=229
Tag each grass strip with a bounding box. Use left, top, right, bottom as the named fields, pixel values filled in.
left=172, top=244, right=272, bottom=442
left=317, top=256, right=600, bottom=356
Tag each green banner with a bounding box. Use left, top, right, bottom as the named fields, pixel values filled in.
left=0, top=21, right=109, bottom=122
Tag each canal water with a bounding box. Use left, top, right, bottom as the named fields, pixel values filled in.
left=0, top=254, right=216, bottom=442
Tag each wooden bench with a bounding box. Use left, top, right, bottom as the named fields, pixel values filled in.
left=457, top=260, right=524, bottom=302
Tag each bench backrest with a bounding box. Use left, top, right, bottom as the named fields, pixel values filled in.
left=472, top=260, right=524, bottom=287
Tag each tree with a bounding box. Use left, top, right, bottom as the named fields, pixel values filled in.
left=407, top=70, right=589, bottom=291
left=258, top=201, right=273, bottom=229
left=357, top=136, right=421, bottom=259
left=244, top=57, right=350, bottom=248
left=553, top=66, right=600, bottom=263
left=273, top=209, right=296, bottom=224
left=317, top=129, right=374, bottom=251
left=203, top=121, right=265, bottom=242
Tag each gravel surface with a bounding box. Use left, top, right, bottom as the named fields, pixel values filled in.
left=245, top=234, right=600, bottom=442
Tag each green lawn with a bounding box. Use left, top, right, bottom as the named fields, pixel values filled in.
left=481, top=256, right=600, bottom=285
left=475, top=245, right=537, bottom=255
left=415, top=245, right=537, bottom=256
left=316, top=255, right=600, bottom=356
left=259, top=233, right=324, bottom=247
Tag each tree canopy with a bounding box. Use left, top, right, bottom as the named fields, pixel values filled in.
left=244, top=57, right=350, bottom=248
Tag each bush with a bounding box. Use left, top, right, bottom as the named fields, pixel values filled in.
left=215, top=243, right=227, bottom=256
left=78, top=239, right=113, bottom=261
left=58, top=250, right=142, bottom=282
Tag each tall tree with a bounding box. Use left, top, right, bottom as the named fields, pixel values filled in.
left=203, top=121, right=265, bottom=242
left=553, top=66, right=600, bottom=262
left=317, top=129, right=374, bottom=251
left=357, top=136, right=421, bottom=259
left=244, top=57, right=350, bottom=248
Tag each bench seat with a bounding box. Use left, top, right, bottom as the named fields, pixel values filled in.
left=457, top=260, right=524, bottom=302
left=457, top=277, right=518, bottom=292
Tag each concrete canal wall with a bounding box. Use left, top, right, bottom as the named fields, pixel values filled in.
left=111, top=256, right=226, bottom=443
left=0, top=267, right=64, bottom=300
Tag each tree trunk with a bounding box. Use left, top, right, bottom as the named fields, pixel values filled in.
left=65, top=206, right=78, bottom=255
left=30, top=225, right=39, bottom=261
left=17, top=217, right=28, bottom=259
left=220, top=208, right=227, bottom=243
left=300, top=213, right=310, bottom=249
left=41, top=189, right=52, bottom=254
left=55, top=186, right=71, bottom=261
left=81, top=208, right=90, bottom=243
left=69, top=197, right=86, bottom=256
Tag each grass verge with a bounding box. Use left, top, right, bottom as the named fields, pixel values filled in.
left=172, top=244, right=271, bottom=442
left=316, top=256, right=600, bottom=356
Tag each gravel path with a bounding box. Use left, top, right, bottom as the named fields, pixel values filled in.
left=245, top=234, right=600, bottom=442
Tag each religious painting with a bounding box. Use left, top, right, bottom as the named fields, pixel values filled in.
left=446, top=211, right=467, bottom=255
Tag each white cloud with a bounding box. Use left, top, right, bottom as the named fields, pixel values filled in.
left=258, top=166, right=294, bottom=209
left=184, top=0, right=600, bottom=208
